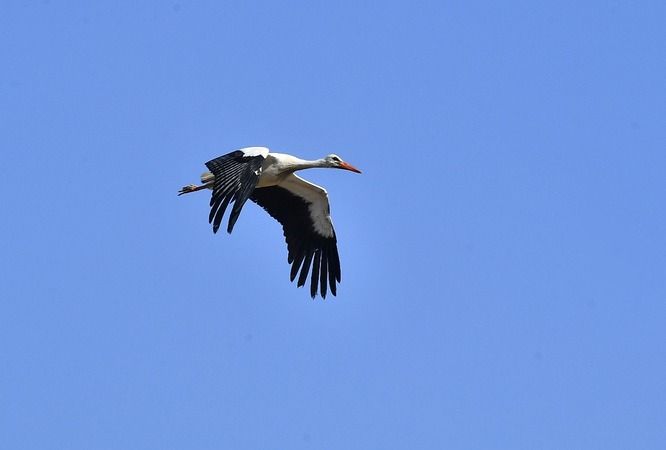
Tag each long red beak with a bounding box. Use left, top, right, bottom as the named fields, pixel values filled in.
left=340, top=161, right=362, bottom=174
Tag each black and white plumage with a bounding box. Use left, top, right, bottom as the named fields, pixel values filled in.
left=178, top=146, right=361, bottom=299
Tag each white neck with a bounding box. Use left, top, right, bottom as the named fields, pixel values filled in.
left=274, top=154, right=329, bottom=173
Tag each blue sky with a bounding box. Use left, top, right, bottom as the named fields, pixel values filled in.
left=2, top=1, right=665, bottom=448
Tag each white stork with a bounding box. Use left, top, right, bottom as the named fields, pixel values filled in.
left=178, top=147, right=361, bottom=299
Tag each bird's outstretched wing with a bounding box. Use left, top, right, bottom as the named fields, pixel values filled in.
left=250, top=174, right=341, bottom=299
left=205, top=148, right=267, bottom=233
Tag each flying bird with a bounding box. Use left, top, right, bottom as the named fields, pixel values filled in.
left=178, top=146, right=361, bottom=299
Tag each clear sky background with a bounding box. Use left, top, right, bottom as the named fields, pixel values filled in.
left=2, top=1, right=665, bottom=449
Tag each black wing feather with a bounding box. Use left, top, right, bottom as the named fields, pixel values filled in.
left=298, top=248, right=314, bottom=288
left=250, top=186, right=341, bottom=299
left=319, top=248, right=328, bottom=299
left=310, top=249, right=321, bottom=298
left=205, top=151, right=264, bottom=234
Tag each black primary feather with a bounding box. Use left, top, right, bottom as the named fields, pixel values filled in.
left=204, top=151, right=264, bottom=234
left=250, top=186, right=341, bottom=299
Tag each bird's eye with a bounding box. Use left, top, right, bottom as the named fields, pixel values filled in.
left=331, top=156, right=341, bottom=162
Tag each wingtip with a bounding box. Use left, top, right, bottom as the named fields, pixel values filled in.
left=226, top=219, right=236, bottom=234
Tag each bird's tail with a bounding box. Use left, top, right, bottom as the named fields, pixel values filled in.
left=200, top=171, right=215, bottom=184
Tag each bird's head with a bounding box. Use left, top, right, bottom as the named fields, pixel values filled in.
left=324, top=154, right=362, bottom=173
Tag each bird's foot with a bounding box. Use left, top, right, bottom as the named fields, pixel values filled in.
left=178, top=184, right=199, bottom=196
